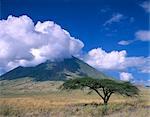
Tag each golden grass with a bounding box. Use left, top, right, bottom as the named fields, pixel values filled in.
left=0, top=90, right=129, bottom=109
left=0, top=86, right=149, bottom=117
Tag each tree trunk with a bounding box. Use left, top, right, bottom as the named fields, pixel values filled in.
left=91, top=88, right=113, bottom=105
left=103, top=98, right=108, bottom=105
left=102, top=99, right=108, bottom=115
left=103, top=92, right=113, bottom=105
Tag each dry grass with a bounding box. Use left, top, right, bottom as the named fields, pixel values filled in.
left=0, top=80, right=150, bottom=117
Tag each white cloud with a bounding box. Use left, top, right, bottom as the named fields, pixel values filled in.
left=135, top=30, right=150, bottom=41
left=0, top=15, right=84, bottom=72
left=0, top=15, right=149, bottom=78
left=118, top=40, right=132, bottom=45
left=132, top=79, right=150, bottom=86
left=84, top=48, right=127, bottom=70
left=84, top=48, right=150, bottom=73
left=118, top=30, right=150, bottom=46
left=120, top=72, right=133, bottom=81
left=140, top=1, right=150, bottom=13
left=139, top=57, right=150, bottom=73
left=140, top=66, right=150, bottom=73
left=103, top=13, right=124, bottom=26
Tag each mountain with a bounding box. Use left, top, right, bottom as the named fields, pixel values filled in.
left=0, top=57, right=107, bottom=81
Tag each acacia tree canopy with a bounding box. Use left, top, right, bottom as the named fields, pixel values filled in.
left=62, top=77, right=139, bottom=105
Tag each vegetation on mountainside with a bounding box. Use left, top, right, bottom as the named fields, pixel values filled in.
left=0, top=57, right=106, bottom=81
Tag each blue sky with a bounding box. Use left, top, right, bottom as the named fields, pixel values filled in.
left=0, top=0, right=149, bottom=85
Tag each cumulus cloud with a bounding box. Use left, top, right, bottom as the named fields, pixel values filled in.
left=0, top=15, right=84, bottom=72
left=84, top=48, right=150, bottom=73
left=84, top=48, right=127, bottom=70
left=103, top=13, right=124, bottom=26
left=120, top=72, right=133, bottom=81
left=135, top=30, right=150, bottom=41
left=140, top=1, right=150, bottom=13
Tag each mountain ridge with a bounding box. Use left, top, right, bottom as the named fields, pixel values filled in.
left=0, top=57, right=107, bottom=81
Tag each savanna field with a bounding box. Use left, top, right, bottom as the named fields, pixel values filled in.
left=0, top=78, right=150, bottom=117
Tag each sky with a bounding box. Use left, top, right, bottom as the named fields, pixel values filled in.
left=0, top=0, right=150, bottom=85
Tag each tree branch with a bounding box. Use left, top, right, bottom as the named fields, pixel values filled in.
left=102, top=87, right=106, bottom=97
left=92, top=88, right=104, bottom=100
left=106, top=92, right=113, bottom=101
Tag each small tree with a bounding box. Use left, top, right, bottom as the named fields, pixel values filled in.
left=62, top=77, right=139, bottom=105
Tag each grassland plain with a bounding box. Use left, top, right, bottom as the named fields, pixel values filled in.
left=0, top=78, right=150, bottom=117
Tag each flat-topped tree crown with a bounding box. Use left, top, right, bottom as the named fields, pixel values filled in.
left=62, top=77, right=139, bottom=105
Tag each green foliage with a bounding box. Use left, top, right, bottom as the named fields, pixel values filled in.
left=62, top=77, right=139, bottom=104
left=97, top=79, right=139, bottom=96
left=62, top=77, right=139, bottom=96
left=62, top=77, right=99, bottom=89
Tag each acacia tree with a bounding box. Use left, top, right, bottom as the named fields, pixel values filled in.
left=62, top=77, right=139, bottom=105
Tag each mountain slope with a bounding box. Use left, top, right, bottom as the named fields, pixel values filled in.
left=0, top=57, right=107, bottom=81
